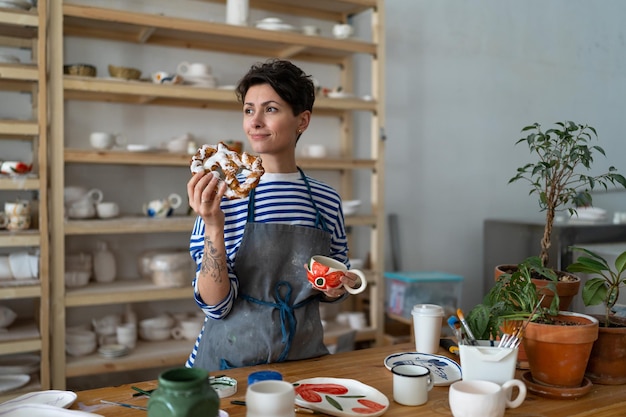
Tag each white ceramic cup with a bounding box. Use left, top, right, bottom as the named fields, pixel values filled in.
left=90, top=132, right=124, bottom=150
left=302, top=25, right=320, bottom=36
left=116, top=323, right=137, bottom=349
left=305, top=255, right=367, bottom=295
left=6, top=214, right=30, bottom=231
left=226, top=0, right=249, bottom=26
left=5, top=200, right=30, bottom=216
left=9, top=251, right=33, bottom=279
left=171, top=319, right=202, bottom=341
left=332, top=24, right=354, bottom=39
left=305, top=144, right=327, bottom=158
left=411, top=304, right=444, bottom=354
left=391, top=364, right=434, bottom=406
left=177, top=61, right=212, bottom=77
left=96, top=202, right=120, bottom=219
left=246, top=380, right=295, bottom=417
left=449, top=379, right=526, bottom=417
left=0, top=256, right=12, bottom=280
left=459, top=341, right=518, bottom=385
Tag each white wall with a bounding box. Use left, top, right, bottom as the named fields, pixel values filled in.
left=384, top=0, right=626, bottom=310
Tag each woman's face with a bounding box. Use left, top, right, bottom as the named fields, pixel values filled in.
left=242, top=83, right=309, bottom=157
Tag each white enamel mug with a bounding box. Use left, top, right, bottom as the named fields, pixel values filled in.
left=391, top=364, right=434, bottom=406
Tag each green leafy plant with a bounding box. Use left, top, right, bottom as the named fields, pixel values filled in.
left=509, top=121, right=626, bottom=268
left=567, top=246, right=626, bottom=327
left=467, top=256, right=558, bottom=340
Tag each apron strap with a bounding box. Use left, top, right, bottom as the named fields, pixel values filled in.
left=240, top=281, right=316, bottom=362
left=246, top=168, right=330, bottom=233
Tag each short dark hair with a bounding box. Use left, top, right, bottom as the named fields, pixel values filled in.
left=236, top=59, right=315, bottom=116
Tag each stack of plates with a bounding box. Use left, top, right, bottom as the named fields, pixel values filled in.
left=98, top=343, right=130, bottom=358
left=0, top=55, right=20, bottom=64
left=0, top=0, right=31, bottom=10
left=0, top=354, right=39, bottom=375
left=183, top=75, right=217, bottom=88
left=255, top=17, right=296, bottom=32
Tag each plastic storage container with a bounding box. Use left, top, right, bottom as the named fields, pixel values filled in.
left=384, top=271, right=463, bottom=321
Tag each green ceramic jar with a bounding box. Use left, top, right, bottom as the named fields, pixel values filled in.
left=148, top=367, right=219, bottom=417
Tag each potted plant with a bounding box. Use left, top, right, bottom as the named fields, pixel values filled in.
left=567, top=246, right=626, bottom=384
left=501, top=121, right=626, bottom=309
left=468, top=256, right=599, bottom=389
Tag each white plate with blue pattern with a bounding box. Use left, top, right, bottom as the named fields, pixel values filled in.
left=384, top=352, right=462, bottom=386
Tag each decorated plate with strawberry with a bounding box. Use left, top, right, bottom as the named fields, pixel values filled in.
left=293, top=377, right=388, bottom=417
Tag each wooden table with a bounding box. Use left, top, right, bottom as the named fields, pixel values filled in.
left=70, top=342, right=626, bottom=417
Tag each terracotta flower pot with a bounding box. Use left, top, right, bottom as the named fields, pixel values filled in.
left=585, top=315, right=626, bottom=385
left=523, top=311, right=599, bottom=387
left=494, top=265, right=581, bottom=311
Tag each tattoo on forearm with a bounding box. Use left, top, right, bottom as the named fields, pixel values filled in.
left=202, top=237, right=226, bottom=283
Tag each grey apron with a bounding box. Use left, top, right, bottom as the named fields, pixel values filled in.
left=193, top=169, right=331, bottom=371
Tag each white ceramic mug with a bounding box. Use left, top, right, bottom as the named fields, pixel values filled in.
left=4, top=200, right=31, bottom=231
left=449, top=379, right=526, bottom=417
left=116, top=323, right=137, bottom=349
left=246, top=380, right=295, bottom=417
left=391, top=364, right=434, bottom=406
left=332, top=24, right=354, bottom=39
left=96, top=202, right=120, bottom=219
left=6, top=214, right=31, bottom=231
left=177, top=62, right=212, bottom=77
left=171, top=319, right=202, bottom=341
left=305, top=255, right=367, bottom=295
left=90, top=132, right=124, bottom=150
left=411, top=304, right=444, bottom=354
left=143, top=193, right=182, bottom=218
left=5, top=200, right=30, bottom=216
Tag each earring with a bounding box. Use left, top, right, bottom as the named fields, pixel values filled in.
left=297, top=129, right=303, bottom=134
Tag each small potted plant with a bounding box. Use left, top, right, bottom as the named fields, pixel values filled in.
left=567, top=246, right=626, bottom=384
left=501, top=121, right=626, bottom=309
left=469, top=256, right=600, bottom=390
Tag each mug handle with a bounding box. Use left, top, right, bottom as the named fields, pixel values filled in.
left=502, top=379, right=527, bottom=409
left=87, top=189, right=104, bottom=204
left=344, top=269, right=367, bottom=295
left=168, top=193, right=182, bottom=209
left=177, top=61, right=189, bottom=75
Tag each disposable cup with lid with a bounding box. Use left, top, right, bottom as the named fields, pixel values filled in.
left=412, top=304, right=445, bottom=354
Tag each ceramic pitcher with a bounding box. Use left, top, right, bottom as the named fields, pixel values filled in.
left=148, top=368, right=219, bottom=417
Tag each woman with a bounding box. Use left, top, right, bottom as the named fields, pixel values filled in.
left=185, top=59, right=362, bottom=371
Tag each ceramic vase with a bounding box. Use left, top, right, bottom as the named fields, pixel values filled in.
left=94, top=241, right=116, bottom=283
left=148, top=368, right=219, bottom=417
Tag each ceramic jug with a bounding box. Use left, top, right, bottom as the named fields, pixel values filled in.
left=148, top=367, right=219, bottom=417
left=143, top=193, right=182, bottom=218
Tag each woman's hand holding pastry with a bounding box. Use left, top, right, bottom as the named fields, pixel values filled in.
left=187, top=171, right=227, bottom=227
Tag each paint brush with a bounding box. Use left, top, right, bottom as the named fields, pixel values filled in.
left=456, top=308, right=478, bottom=345
left=100, top=400, right=148, bottom=411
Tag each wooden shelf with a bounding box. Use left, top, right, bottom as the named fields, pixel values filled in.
left=63, top=4, right=376, bottom=64
left=65, top=279, right=191, bottom=307
left=0, top=320, right=41, bottom=355
left=63, top=76, right=377, bottom=112
left=0, top=119, right=38, bottom=136
left=0, top=177, right=39, bottom=190
left=0, top=231, right=40, bottom=248
left=0, top=63, right=38, bottom=81
left=201, top=0, right=377, bottom=21
left=64, top=215, right=195, bottom=235
left=0, top=8, right=38, bottom=33
left=65, top=339, right=192, bottom=377
left=64, top=148, right=377, bottom=170
left=0, top=282, right=41, bottom=299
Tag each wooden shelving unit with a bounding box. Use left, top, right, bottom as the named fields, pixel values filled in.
left=49, top=0, right=385, bottom=389
left=0, top=1, right=50, bottom=400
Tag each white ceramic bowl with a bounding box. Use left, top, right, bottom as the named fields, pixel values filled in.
left=65, top=271, right=90, bottom=288
left=96, top=202, right=119, bottom=219
left=140, top=315, right=174, bottom=329
left=0, top=306, right=17, bottom=328
left=9, top=251, right=33, bottom=280
left=139, top=325, right=171, bottom=341
left=66, top=340, right=97, bottom=357
left=342, top=200, right=361, bottom=216
left=66, top=329, right=97, bottom=344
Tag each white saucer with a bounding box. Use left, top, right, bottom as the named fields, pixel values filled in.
left=127, top=144, right=156, bottom=152
left=256, top=23, right=296, bottom=32
left=384, top=352, right=462, bottom=386
left=0, top=390, right=77, bottom=409
left=0, top=374, right=30, bottom=394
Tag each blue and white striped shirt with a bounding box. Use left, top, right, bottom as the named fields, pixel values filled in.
left=185, top=172, right=349, bottom=367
